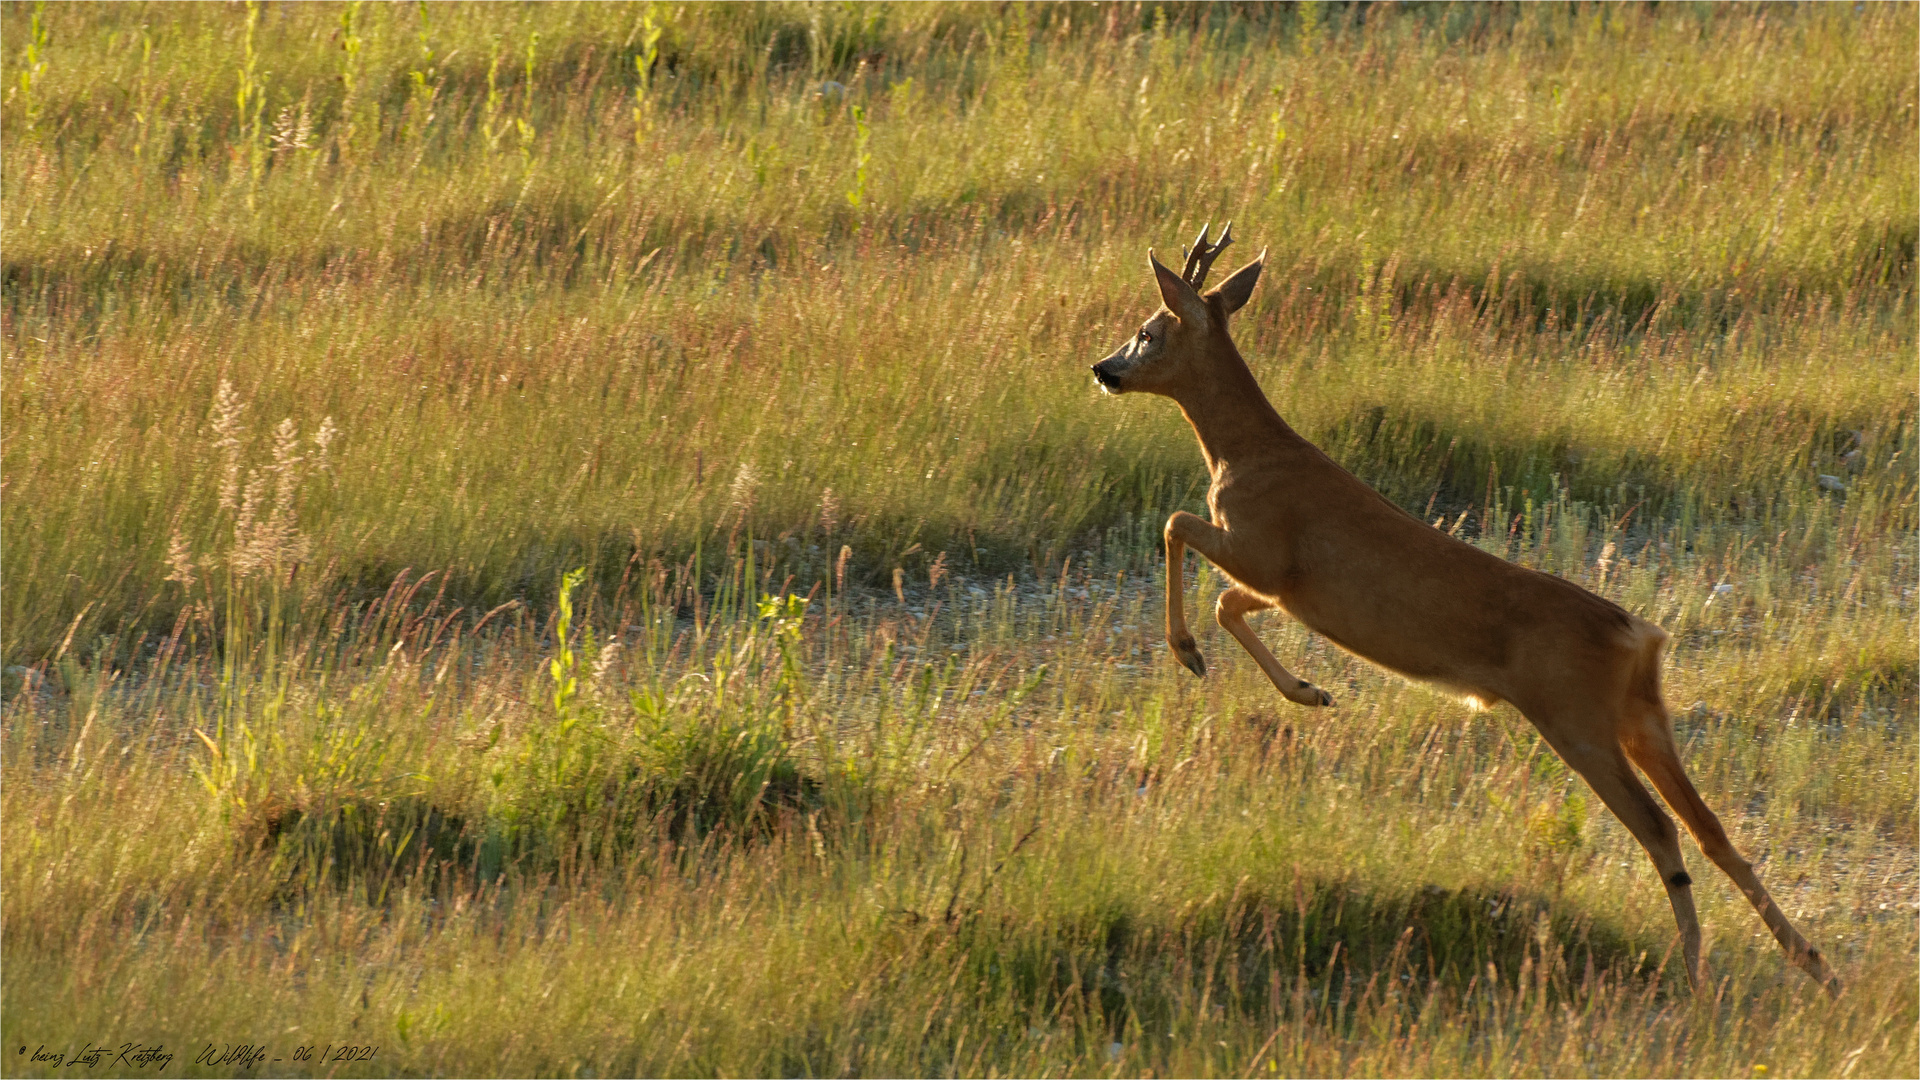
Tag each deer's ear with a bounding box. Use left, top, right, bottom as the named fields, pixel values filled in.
left=1149, top=250, right=1209, bottom=327
left=1206, top=251, right=1265, bottom=316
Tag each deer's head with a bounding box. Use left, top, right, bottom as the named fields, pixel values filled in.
left=1091, top=222, right=1264, bottom=397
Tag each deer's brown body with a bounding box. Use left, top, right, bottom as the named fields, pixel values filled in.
left=1092, top=224, right=1837, bottom=996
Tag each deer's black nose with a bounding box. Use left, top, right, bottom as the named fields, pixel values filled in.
left=1091, top=363, right=1121, bottom=390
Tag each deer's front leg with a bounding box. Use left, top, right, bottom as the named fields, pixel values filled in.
left=1164, top=512, right=1207, bottom=676
left=1216, top=586, right=1333, bottom=707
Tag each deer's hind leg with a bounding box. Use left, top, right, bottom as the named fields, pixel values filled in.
left=1525, top=717, right=1706, bottom=993
left=1216, top=586, right=1333, bottom=707
left=1622, top=708, right=1840, bottom=995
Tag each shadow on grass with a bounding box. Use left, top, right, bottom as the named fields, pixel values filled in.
left=1310, top=400, right=1679, bottom=522
left=1250, top=224, right=1916, bottom=348
left=251, top=795, right=479, bottom=905
left=954, top=875, right=1664, bottom=1048
left=246, top=746, right=828, bottom=904
left=1780, top=639, right=1919, bottom=724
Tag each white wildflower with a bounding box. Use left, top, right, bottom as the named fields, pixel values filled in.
left=165, top=530, right=197, bottom=591
left=729, top=462, right=761, bottom=516
left=210, top=379, right=246, bottom=512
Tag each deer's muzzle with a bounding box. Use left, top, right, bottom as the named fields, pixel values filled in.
left=1091, top=361, right=1123, bottom=392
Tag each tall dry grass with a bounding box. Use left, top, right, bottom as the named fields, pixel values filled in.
left=2, top=3, right=1914, bottom=1076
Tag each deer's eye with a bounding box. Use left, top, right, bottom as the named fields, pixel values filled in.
left=1138, top=330, right=1152, bottom=345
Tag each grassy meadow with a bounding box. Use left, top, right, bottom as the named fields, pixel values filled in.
left=2, top=2, right=1916, bottom=1075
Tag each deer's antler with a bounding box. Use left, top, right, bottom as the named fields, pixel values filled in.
left=1180, top=220, right=1234, bottom=290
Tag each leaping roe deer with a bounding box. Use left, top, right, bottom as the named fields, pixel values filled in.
left=1090, top=222, right=1838, bottom=996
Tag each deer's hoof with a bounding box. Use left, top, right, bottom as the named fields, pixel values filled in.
left=1171, top=639, right=1206, bottom=677
left=1803, top=949, right=1843, bottom=998
left=1286, top=681, right=1333, bottom=708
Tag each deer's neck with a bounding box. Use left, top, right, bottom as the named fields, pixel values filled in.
left=1171, top=345, right=1298, bottom=477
